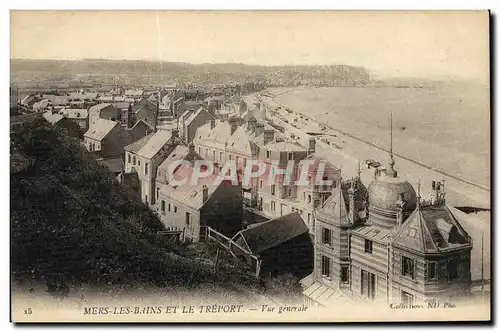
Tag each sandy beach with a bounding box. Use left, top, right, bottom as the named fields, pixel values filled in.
left=246, top=85, right=490, bottom=212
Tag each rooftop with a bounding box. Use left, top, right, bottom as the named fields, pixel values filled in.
left=84, top=118, right=118, bottom=141
left=137, top=130, right=173, bottom=159
left=233, top=212, right=308, bottom=254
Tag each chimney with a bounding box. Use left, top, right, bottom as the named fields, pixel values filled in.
left=254, top=123, right=264, bottom=137
left=308, top=137, right=316, bottom=154
left=348, top=180, right=358, bottom=224
left=210, top=118, right=216, bottom=129
left=264, top=129, right=275, bottom=145
left=395, top=193, right=406, bottom=225
left=247, top=118, right=256, bottom=133
left=229, top=118, right=238, bottom=135
left=202, top=185, right=209, bottom=203
left=188, top=142, right=195, bottom=154
left=239, top=101, right=247, bottom=114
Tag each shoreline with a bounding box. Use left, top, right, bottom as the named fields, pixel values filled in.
left=250, top=88, right=489, bottom=211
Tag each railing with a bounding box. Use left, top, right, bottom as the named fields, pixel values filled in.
left=204, top=226, right=263, bottom=277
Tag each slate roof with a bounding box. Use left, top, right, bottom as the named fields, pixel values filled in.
left=159, top=158, right=219, bottom=210
left=112, top=102, right=130, bottom=110
left=185, top=107, right=208, bottom=127
left=156, top=145, right=204, bottom=184
left=193, top=120, right=254, bottom=155
left=350, top=225, right=393, bottom=244
left=391, top=203, right=471, bottom=253
left=89, top=103, right=113, bottom=116
left=233, top=212, right=308, bottom=254
left=60, top=108, right=88, bottom=119
left=42, top=112, right=64, bottom=125
left=137, top=130, right=173, bottom=159
left=84, top=118, right=117, bottom=141
left=124, top=133, right=155, bottom=153
left=317, top=186, right=349, bottom=225
left=44, top=95, right=69, bottom=105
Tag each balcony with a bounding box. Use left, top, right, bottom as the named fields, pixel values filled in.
left=313, top=185, right=333, bottom=193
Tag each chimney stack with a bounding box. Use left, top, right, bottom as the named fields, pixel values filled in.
left=308, top=137, right=316, bottom=154
left=254, top=123, right=264, bottom=137
left=229, top=118, right=238, bottom=135
left=202, top=185, right=209, bottom=203
left=239, top=101, right=247, bottom=114
left=247, top=118, right=256, bottom=133
left=210, top=118, right=216, bottom=129
left=264, top=129, right=275, bottom=145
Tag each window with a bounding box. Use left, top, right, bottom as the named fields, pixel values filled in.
left=271, top=201, right=276, bottom=212
left=213, top=150, right=216, bottom=160
left=229, top=154, right=232, bottom=161
left=333, top=180, right=337, bottom=188
left=266, top=150, right=271, bottom=159
left=341, top=266, right=349, bottom=283
left=260, top=181, right=263, bottom=189
left=157, top=187, right=160, bottom=199
left=271, top=185, right=276, bottom=195
left=280, top=204, right=287, bottom=216
left=447, top=259, right=458, bottom=281
left=402, top=256, right=415, bottom=279
left=321, top=255, right=331, bottom=278
left=198, top=147, right=201, bottom=154
left=145, top=163, right=149, bottom=175
left=322, top=227, right=332, bottom=246
left=308, top=213, right=311, bottom=223
left=401, top=291, right=413, bottom=306
left=133, top=156, right=136, bottom=165
left=288, top=188, right=292, bottom=197
left=174, top=206, right=177, bottom=213
left=168, top=203, right=171, bottom=212
left=361, top=270, right=376, bottom=299
left=364, top=239, right=373, bottom=254
left=206, top=148, right=209, bottom=156
left=427, top=261, right=438, bottom=280
left=243, top=158, right=247, bottom=167
left=288, top=152, right=294, bottom=160
left=185, top=212, right=190, bottom=226
left=161, top=200, right=165, bottom=212
left=128, top=153, right=131, bottom=163
left=308, top=195, right=311, bottom=203
left=220, top=152, right=223, bottom=161
left=138, top=160, right=141, bottom=166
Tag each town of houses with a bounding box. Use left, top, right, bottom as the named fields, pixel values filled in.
left=11, top=82, right=479, bottom=308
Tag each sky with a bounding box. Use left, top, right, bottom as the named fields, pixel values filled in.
left=10, top=10, right=489, bottom=81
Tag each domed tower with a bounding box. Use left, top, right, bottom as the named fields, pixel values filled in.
left=367, top=112, right=417, bottom=229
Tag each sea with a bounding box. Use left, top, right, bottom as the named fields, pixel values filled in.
left=273, top=82, right=490, bottom=189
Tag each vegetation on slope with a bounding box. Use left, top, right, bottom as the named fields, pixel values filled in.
left=10, top=118, right=257, bottom=295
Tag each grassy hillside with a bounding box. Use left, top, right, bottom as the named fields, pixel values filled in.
left=10, top=117, right=257, bottom=295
